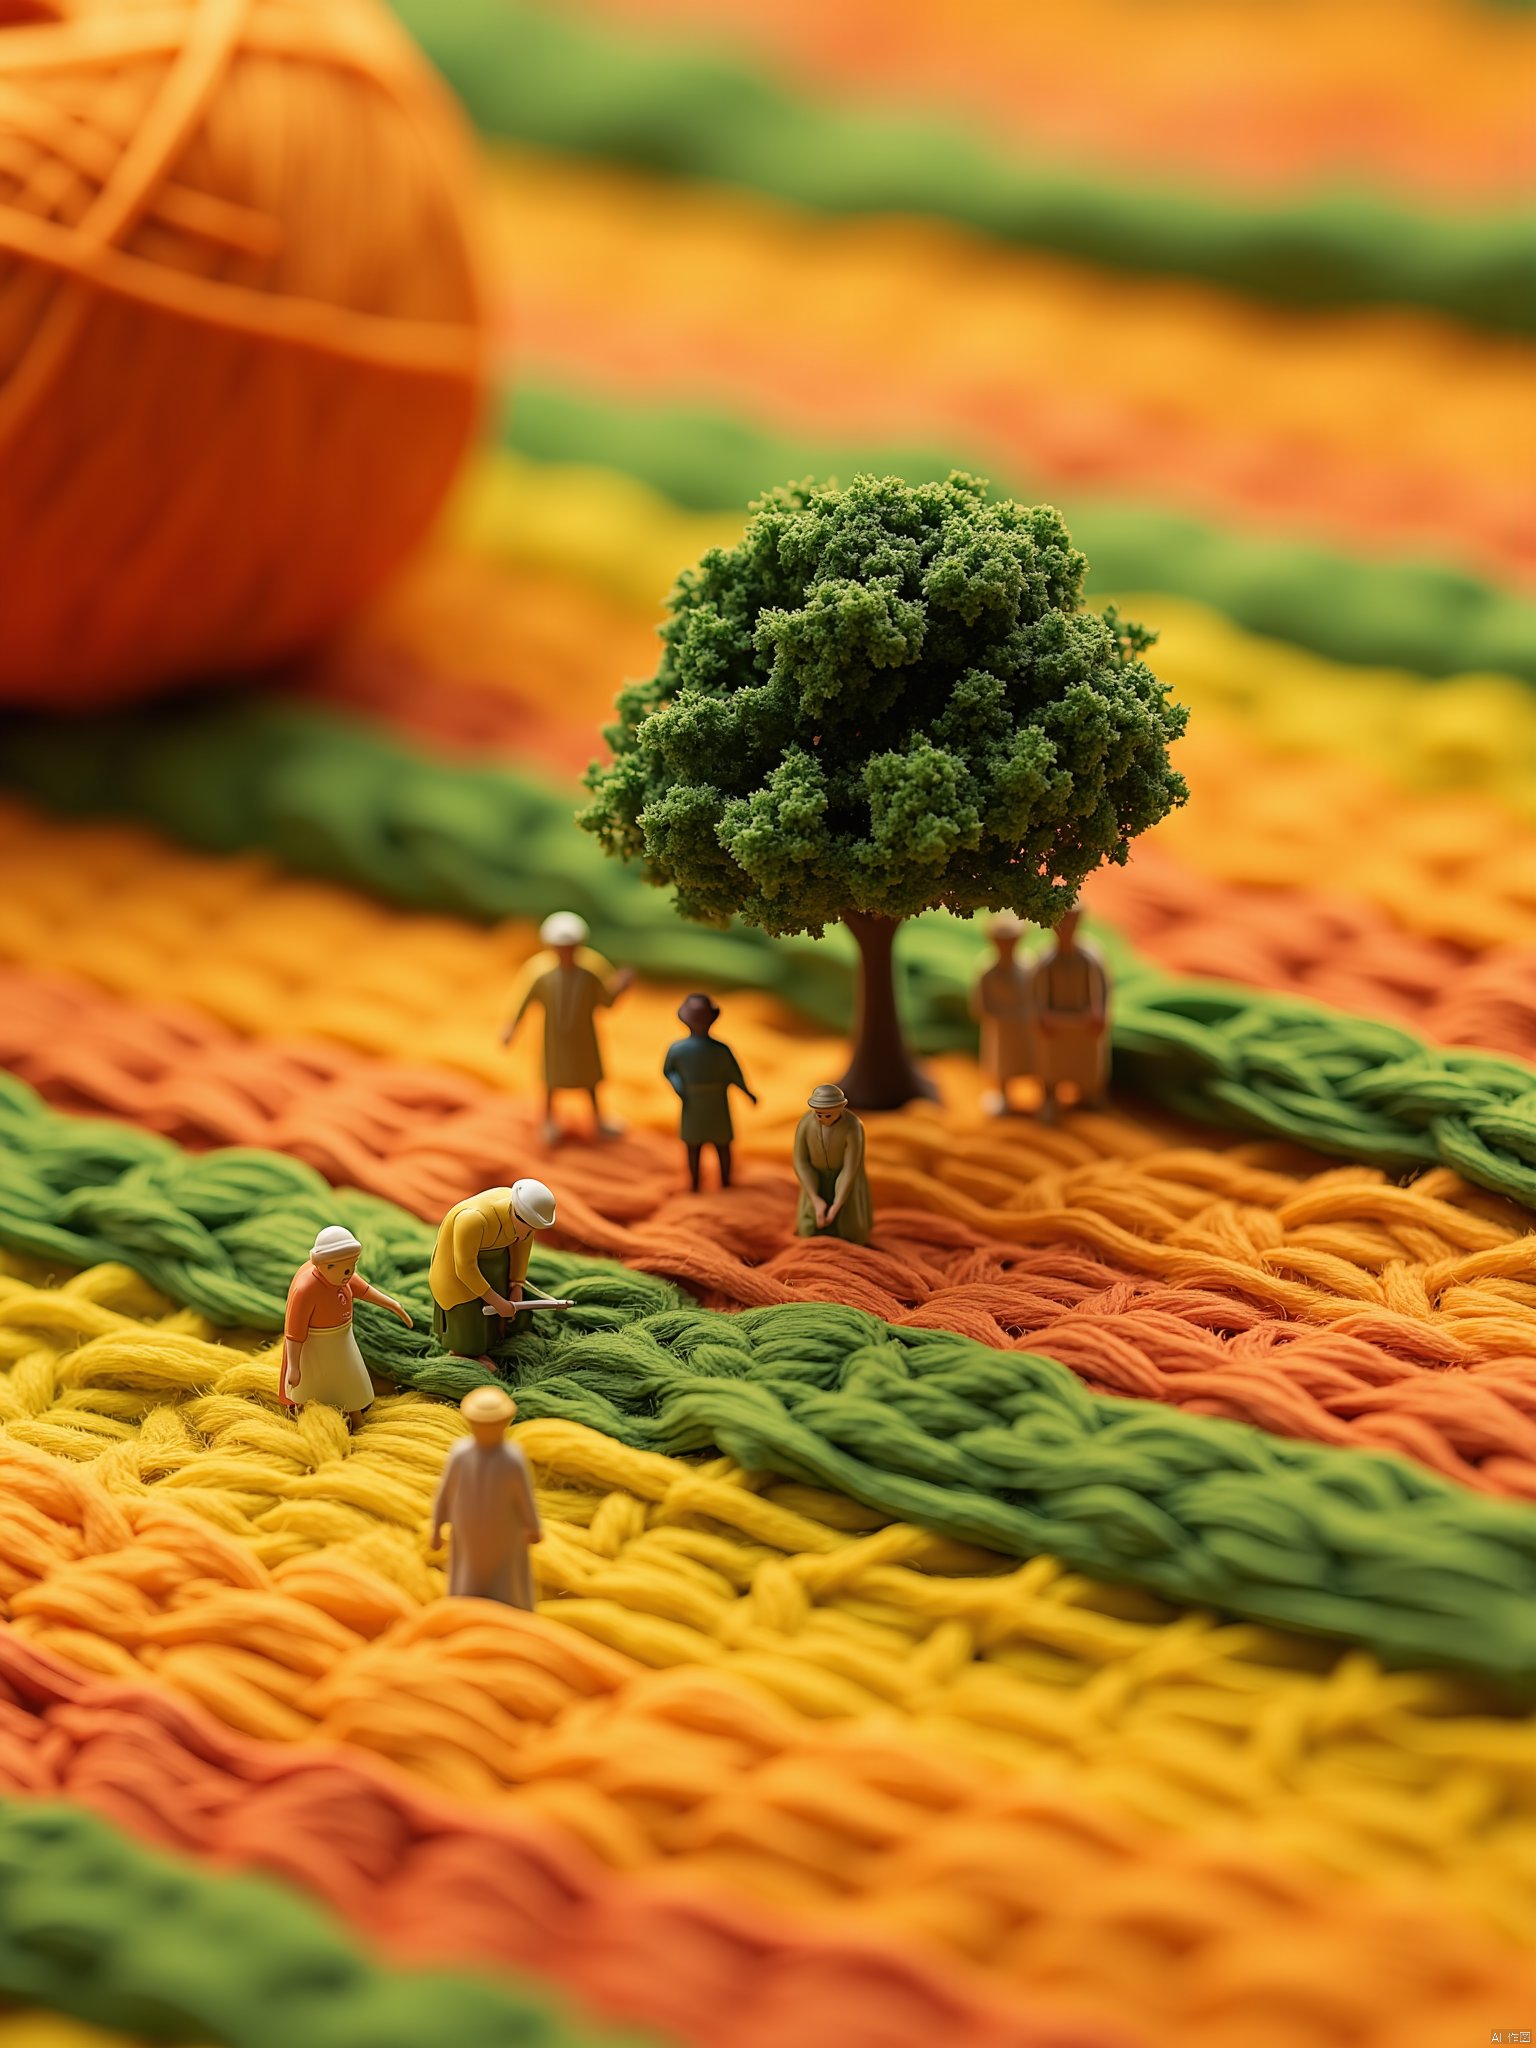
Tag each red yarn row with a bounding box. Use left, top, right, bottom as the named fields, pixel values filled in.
left=0, top=1630, right=1116, bottom=2048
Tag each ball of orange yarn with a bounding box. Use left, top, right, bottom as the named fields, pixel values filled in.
left=0, top=0, right=488, bottom=708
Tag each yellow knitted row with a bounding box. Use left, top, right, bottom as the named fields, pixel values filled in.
left=0, top=2026, right=162, bottom=2048
left=5, top=1255, right=1536, bottom=1949
left=457, top=451, right=1536, bottom=821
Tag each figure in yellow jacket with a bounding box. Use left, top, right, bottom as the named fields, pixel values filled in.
left=429, top=1180, right=558, bottom=1360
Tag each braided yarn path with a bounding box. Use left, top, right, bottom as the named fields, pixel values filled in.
left=8, top=1108, right=1536, bottom=1689
left=2, top=1260, right=1535, bottom=2048
left=9, top=984, right=1536, bottom=1504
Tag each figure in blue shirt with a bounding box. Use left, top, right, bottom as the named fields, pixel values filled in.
left=662, top=993, right=757, bottom=1191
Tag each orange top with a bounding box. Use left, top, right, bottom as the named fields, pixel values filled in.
left=285, top=1264, right=368, bottom=1341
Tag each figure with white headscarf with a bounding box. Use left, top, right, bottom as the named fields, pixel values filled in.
left=792, top=1084, right=873, bottom=1245
left=282, top=1224, right=412, bottom=1427
left=501, top=911, right=634, bottom=1143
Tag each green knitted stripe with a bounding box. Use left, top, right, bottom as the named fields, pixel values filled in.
left=503, top=386, right=1536, bottom=686
left=6, top=699, right=1536, bottom=1211
left=0, top=1067, right=675, bottom=1402
left=6, top=1072, right=1536, bottom=1692
left=390, top=0, right=1536, bottom=334
left=0, top=1800, right=648, bottom=2048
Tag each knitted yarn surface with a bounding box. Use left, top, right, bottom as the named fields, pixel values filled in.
left=13, top=713, right=1536, bottom=1208
left=8, top=1095, right=1536, bottom=1690
left=2, top=5, right=1534, bottom=2045
left=395, top=0, right=1536, bottom=334
left=13, top=988, right=1536, bottom=1506
left=5, top=1260, right=1536, bottom=2046
left=0, top=1640, right=1524, bottom=2048
left=0, top=0, right=486, bottom=706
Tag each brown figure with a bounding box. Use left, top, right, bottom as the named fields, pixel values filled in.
left=1028, top=908, right=1109, bottom=1122
left=662, top=993, right=757, bottom=1191
left=971, top=913, right=1033, bottom=1117
left=501, top=912, right=634, bottom=1144
left=792, top=1083, right=873, bottom=1245
left=430, top=1385, right=542, bottom=1608
left=282, top=1224, right=412, bottom=1430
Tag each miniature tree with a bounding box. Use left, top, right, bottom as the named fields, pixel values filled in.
left=579, top=473, right=1188, bottom=1109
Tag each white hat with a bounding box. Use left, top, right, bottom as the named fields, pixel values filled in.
left=539, top=911, right=589, bottom=948
left=311, top=1224, right=362, bottom=1260
left=511, top=1178, right=557, bottom=1230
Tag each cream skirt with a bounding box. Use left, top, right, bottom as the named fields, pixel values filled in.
left=289, top=1320, right=374, bottom=1411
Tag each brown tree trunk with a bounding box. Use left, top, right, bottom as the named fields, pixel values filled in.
left=836, top=911, right=939, bottom=1110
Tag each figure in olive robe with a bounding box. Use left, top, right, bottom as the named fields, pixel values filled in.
left=792, top=1083, right=873, bottom=1245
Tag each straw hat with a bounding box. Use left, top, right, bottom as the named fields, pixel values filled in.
left=461, top=1385, right=515, bottom=1425
left=310, top=1224, right=362, bottom=1260
left=807, top=1083, right=848, bottom=1110
left=539, top=911, right=589, bottom=948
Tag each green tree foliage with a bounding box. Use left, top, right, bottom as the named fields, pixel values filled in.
left=580, top=473, right=1188, bottom=939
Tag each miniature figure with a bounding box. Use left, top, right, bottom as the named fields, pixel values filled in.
left=971, top=913, right=1033, bottom=1117
left=792, top=1083, right=873, bottom=1245
left=662, top=993, right=757, bottom=1191
left=580, top=475, right=1186, bottom=1111
left=1028, top=907, right=1109, bottom=1122
left=501, top=912, right=634, bottom=1144
left=282, top=1224, right=412, bottom=1428
left=429, top=1180, right=562, bottom=1361
left=430, top=1384, right=542, bottom=1608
